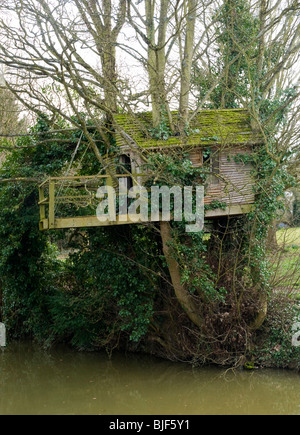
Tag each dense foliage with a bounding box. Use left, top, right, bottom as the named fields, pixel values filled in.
left=0, top=116, right=163, bottom=350
left=0, top=0, right=299, bottom=369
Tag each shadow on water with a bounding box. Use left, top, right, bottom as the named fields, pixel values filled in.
left=0, top=341, right=300, bottom=415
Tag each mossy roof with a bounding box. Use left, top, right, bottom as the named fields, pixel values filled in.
left=114, top=109, right=262, bottom=149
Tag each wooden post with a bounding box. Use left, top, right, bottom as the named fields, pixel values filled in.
left=106, top=176, right=117, bottom=221
left=39, top=185, right=46, bottom=220
left=0, top=323, right=6, bottom=347
left=49, top=180, right=55, bottom=229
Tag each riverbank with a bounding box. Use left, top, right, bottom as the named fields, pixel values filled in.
left=1, top=228, right=299, bottom=372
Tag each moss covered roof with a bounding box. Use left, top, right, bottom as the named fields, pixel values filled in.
left=114, top=109, right=262, bottom=149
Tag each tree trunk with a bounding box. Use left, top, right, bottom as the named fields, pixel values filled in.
left=100, top=0, right=119, bottom=114
left=179, top=0, right=197, bottom=130
left=292, top=188, right=300, bottom=226
left=146, top=0, right=169, bottom=128
left=266, top=220, right=278, bottom=250
left=160, top=221, right=202, bottom=328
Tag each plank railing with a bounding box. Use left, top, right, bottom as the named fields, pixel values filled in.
left=39, top=174, right=253, bottom=230
left=38, top=174, right=146, bottom=230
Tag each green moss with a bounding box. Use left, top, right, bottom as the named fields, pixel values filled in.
left=114, top=109, right=262, bottom=149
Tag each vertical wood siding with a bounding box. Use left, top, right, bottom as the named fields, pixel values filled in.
left=204, top=147, right=255, bottom=206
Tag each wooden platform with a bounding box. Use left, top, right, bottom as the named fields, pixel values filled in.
left=40, top=205, right=253, bottom=230
left=39, top=174, right=253, bottom=231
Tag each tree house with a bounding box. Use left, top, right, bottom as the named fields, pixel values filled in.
left=39, top=109, right=262, bottom=230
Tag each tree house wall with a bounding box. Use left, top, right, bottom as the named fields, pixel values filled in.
left=204, top=147, right=254, bottom=207
left=125, top=145, right=255, bottom=210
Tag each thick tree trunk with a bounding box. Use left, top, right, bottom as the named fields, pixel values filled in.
left=101, top=0, right=119, bottom=114
left=292, top=188, right=300, bottom=226
left=250, top=291, right=268, bottom=331
left=179, top=0, right=197, bottom=130
left=160, top=221, right=202, bottom=328
left=145, top=0, right=169, bottom=128
left=266, top=220, right=278, bottom=250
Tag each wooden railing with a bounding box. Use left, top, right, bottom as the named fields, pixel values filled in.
left=39, top=174, right=253, bottom=231
left=38, top=174, right=145, bottom=230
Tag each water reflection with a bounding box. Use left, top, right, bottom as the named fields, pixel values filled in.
left=0, top=341, right=299, bottom=415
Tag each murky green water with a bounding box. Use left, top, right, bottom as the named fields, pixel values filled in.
left=0, top=341, right=299, bottom=415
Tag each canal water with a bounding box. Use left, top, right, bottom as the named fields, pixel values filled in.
left=0, top=341, right=299, bottom=415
